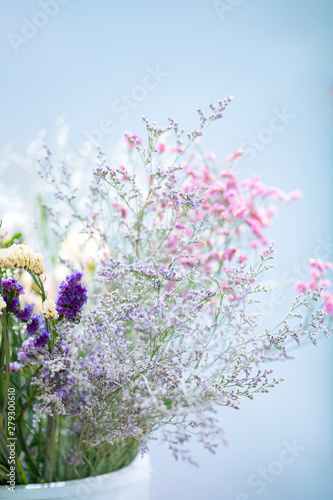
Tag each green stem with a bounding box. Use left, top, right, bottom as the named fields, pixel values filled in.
left=16, top=422, right=44, bottom=482
left=1, top=315, right=10, bottom=430
left=44, top=416, right=56, bottom=482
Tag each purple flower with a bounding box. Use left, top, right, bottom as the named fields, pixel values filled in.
left=10, top=361, right=22, bottom=373
left=26, top=314, right=40, bottom=335
left=18, top=351, right=32, bottom=362
left=2, top=278, right=24, bottom=315
left=34, top=329, right=50, bottom=348
left=18, top=336, right=36, bottom=362
left=17, top=304, right=34, bottom=322
left=7, top=296, right=20, bottom=314
left=55, top=270, right=88, bottom=321
left=2, top=278, right=24, bottom=296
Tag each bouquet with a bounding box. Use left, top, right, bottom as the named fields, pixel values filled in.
left=0, top=97, right=331, bottom=486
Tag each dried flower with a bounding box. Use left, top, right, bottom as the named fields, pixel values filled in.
left=42, top=298, right=59, bottom=320
left=26, top=314, right=40, bottom=335
left=10, top=361, right=22, bottom=372
left=0, top=244, right=44, bottom=274
left=17, top=304, right=34, bottom=322
left=1, top=98, right=331, bottom=486
left=34, top=329, right=50, bottom=348
left=0, top=296, right=6, bottom=314
left=55, top=270, right=88, bottom=321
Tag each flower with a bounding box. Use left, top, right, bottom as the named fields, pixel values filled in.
left=0, top=296, right=6, bottom=314
left=18, top=336, right=36, bottom=362
left=225, top=149, right=243, bottom=162
left=34, top=329, right=50, bottom=348
left=323, top=292, right=333, bottom=315
left=10, top=361, right=22, bottom=372
left=125, top=133, right=141, bottom=150
left=7, top=296, right=20, bottom=314
left=42, top=298, right=59, bottom=320
left=17, top=304, right=34, bottom=322
left=2, top=278, right=24, bottom=296
left=55, top=270, right=88, bottom=321
left=26, top=314, right=40, bottom=335
left=0, top=244, right=44, bottom=275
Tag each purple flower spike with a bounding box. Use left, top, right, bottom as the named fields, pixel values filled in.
left=7, top=296, right=20, bottom=314
left=17, top=304, right=34, bottom=322
left=56, top=270, right=88, bottom=321
left=34, top=329, right=50, bottom=348
left=27, top=314, right=40, bottom=335
left=2, top=278, right=24, bottom=296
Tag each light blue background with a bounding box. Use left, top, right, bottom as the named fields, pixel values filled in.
left=1, top=1, right=332, bottom=499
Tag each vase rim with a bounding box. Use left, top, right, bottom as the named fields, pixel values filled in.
left=0, top=454, right=151, bottom=499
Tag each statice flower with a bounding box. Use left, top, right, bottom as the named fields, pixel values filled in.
left=42, top=298, right=59, bottom=320
left=18, top=336, right=36, bottom=362
left=10, top=361, right=22, bottom=372
left=3, top=97, right=331, bottom=485
left=2, top=277, right=24, bottom=295
left=34, top=329, right=50, bottom=348
left=17, top=304, right=34, bottom=322
left=0, top=295, right=6, bottom=314
left=294, top=258, right=333, bottom=317
left=2, top=278, right=23, bottom=313
left=55, top=270, right=88, bottom=320
left=0, top=244, right=44, bottom=274
left=7, top=296, right=20, bottom=314
left=26, top=314, right=40, bottom=335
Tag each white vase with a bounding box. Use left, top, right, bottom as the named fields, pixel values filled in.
left=0, top=454, right=151, bottom=500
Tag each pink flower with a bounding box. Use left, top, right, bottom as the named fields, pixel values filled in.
left=125, top=133, right=141, bottom=150
left=250, top=241, right=260, bottom=248
left=205, top=151, right=217, bottom=160
left=222, top=247, right=237, bottom=261
left=156, top=142, right=166, bottom=154
left=295, top=282, right=308, bottom=294
left=310, top=258, right=332, bottom=275
left=225, top=149, right=243, bottom=163
left=323, top=292, right=333, bottom=315
left=238, top=255, right=248, bottom=263
left=112, top=201, right=127, bottom=218
left=285, top=190, right=303, bottom=201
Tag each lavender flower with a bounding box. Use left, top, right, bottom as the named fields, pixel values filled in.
left=55, top=270, right=88, bottom=321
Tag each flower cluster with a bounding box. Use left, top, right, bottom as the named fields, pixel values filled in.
left=1, top=277, right=24, bottom=314
left=42, top=298, right=59, bottom=320
left=0, top=98, right=331, bottom=486
left=295, top=258, right=333, bottom=315
left=55, top=270, right=88, bottom=321
left=163, top=160, right=302, bottom=272
left=0, top=243, right=44, bottom=274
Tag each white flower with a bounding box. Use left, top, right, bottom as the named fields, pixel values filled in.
left=0, top=295, right=6, bottom=314
left=0, top=244, right=45, bottom=275
left=42, top=299, right=59, bottom=320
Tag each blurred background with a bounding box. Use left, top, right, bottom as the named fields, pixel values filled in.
left=0, top=1, right=332, bottom=498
